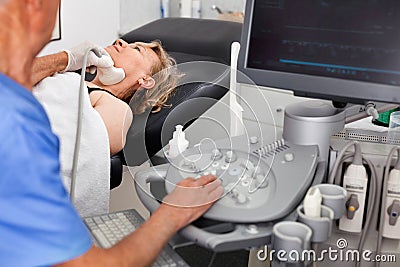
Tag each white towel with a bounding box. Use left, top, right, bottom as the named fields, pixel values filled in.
left=33, top=72, right=110, bottom=217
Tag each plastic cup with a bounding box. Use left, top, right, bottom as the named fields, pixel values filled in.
left=272, top=222, right=312, bottom=264
left=312, top=184, right=347, bottom=219
left=297, top=205, right=334, bottom=243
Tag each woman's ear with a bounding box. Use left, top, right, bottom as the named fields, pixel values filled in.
left=138, top=76, right=155, bottom=90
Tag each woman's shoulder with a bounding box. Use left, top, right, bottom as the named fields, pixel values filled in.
left=86, top=83, right=125, bottom=106
left=91, top=90, right=129, bottom=109
left=88, top=88, right=131, bottom=120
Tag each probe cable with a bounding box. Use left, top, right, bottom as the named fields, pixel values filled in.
left=70, top=48, right=102, bottom=203
left=376, top=146, right=400, bottom=267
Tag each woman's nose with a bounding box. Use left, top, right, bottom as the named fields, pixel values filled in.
left=115, top=39, right=128, bottom=48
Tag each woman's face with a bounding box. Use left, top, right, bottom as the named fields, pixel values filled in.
left=104, top=39, right=160, bottom=86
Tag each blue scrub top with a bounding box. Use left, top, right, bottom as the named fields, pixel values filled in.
left=0, top=74, right=93, bottom=267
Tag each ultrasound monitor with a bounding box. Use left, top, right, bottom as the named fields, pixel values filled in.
left=238, top=0, right=400, bottom=105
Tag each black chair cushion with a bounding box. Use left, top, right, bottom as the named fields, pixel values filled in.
left=121, top=18, right=242, bottom=64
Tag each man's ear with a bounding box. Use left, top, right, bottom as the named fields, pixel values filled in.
left=138, top=76, right=155, bottom=90
left=26, top=0, right=42, bottom=14
left=25, top=0, right=47, bottom=36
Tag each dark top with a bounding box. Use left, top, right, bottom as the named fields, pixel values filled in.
left=87, top=86, right=117, bottom=98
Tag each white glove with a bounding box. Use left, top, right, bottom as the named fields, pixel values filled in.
left=61, top=41, right=113, bottom=73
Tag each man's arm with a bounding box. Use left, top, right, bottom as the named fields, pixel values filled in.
left=31, top=41, right=111, bottom=86
left=31, top=52, right=68, bottom=85
left=55, top=175, right=224, bottom=267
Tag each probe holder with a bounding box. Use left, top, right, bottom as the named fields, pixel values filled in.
left=312, top=184, right=347, bottom=219
left=272, top=221, right=312, bottom=264
left=283, top=100, right=345, bottom=162
left=297, top=205, right=334, bottom=243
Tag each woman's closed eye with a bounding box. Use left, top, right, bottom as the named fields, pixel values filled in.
left=133, top=46, right=141, bottom=52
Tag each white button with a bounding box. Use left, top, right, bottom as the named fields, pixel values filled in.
left=284, top=153, right=294, bottom=162
left=250, top=136, right=259, bottom=144
left=211, top=149, right=223, bottom=160
left=242, top=180, right=250, bottom=187
left=228, top=167, right=243, bottom=176
left=225, top=150, right=237, bottom=163
left=246, top=225, right=258, bottom=234
left=236, top=193, right=248, bottom=204
left=221, top=164, right=229, bottom=170
left=212, top=162, right=220, bottom=168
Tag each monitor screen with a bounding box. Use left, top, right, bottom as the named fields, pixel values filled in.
left=238, top=0, right=400, bottom=104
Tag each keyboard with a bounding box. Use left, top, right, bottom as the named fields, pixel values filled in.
left=84, top=209, right=189, bottom=267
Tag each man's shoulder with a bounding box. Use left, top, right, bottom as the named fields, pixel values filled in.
left=0, top=77, right=57, bottom=150
left=0, top=75, right=44, bottom=115
left=0, top=99, right=50, bottom=138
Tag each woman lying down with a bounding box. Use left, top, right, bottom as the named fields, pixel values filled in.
left=32, top=39, right=180, bottom=217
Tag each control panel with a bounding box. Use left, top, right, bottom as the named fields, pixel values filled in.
left=164, top=139, right=319, bottom=223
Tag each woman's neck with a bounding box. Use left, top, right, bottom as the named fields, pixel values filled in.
left=91, top=76, right=139, bottom=100
left=90, top=77, right=122, bottom=97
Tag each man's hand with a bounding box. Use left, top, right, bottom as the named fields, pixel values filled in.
left=160, top=175, right=224, bottom=229
left=62, top=41, right=113, bottom=73
left=53, top=175, right=224, bottom=267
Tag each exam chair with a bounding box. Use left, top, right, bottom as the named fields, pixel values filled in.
left=115, top=18, right=242, bottom=171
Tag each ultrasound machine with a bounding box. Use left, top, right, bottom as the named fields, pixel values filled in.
left=92, top=1, right=400, bottom=266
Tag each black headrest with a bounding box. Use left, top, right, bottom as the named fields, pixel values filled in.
left=120, top=18, right=242, bottom=64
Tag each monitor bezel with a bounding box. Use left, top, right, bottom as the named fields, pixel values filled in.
left=237, top=0, right=400, bottom=105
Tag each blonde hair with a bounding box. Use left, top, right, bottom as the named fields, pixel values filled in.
left=126, top=40, right=182, bottom=115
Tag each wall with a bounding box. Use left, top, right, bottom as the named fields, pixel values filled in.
left=169, top=0, right=245, bottom=19
left=198, top=0, right=246, bottom=19
left=40, top=0, right=120, bottom=56
left=118, top=0, right=246, bottom=36
left=119, top=0, right=161, bottom=35
left=39, top=0, right=245, bottom=56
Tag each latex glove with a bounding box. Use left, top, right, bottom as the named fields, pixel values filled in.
left=61, top=41, right=113, bottom=73
left=161, top=175, right=224, bottom=227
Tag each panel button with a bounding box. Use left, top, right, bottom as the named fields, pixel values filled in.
left=284, top=153, right=294, bottom=162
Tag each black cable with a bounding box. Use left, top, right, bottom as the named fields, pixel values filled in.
left=207, top=252, right=217, bottom=267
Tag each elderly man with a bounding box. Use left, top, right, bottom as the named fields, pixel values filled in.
left=0, top=1, right=223, bottom=266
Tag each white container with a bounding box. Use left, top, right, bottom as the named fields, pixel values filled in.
left=388, top=111, right=400, bottom=143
